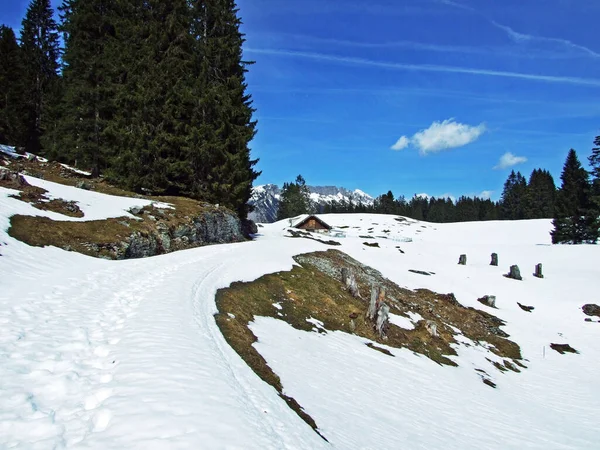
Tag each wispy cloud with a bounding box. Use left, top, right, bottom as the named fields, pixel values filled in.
left=435, top=0, right=600, bottom=59
left=494, top=152, right=528, bottom=170
left=391, top=119, right=486, bottom=155
left=490, top=21, right=600, bottom=59
left=391, top=136, right=410, bottom=151
left=479, top=190, right=493, bottom=200
left=245, top=48, right=600, bottom=87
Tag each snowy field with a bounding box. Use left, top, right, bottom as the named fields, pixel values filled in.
left=1, top=179, right=599, bottom=449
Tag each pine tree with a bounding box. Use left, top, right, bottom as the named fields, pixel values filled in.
left=108, top=0, right=197, bottom=191
left=552, top=149, right=597, bottom=244
left=588, top=135, right=600, bottom=208
left=525, top=169, right=556, bottom=219
left=500, top=170, right=527, bottom=220
left=19, top=0, right=60, bottom=154
left=277, top=175, right=311, bottom=220
left=0, top=25, right=27, bottom=147
left=185, top=0, right=259, bottom=217
left=48, top=0, right=122, bottom=174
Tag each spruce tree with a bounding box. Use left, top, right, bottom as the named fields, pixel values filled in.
left=49, top=0, right=121, bottom=174
left=525, top=169, right=556, bottom=219
left=0, top=25, right=27, bottom=147
left=108, top=0, right=197, bottom=192
left=277, top=175, right=311, bottom=220
left=19, top=0, right=60, bottom=154
left=552, top=149, right=597, bottom=244
left=188, top=0, right=260, bottom=217
left=500, top=170, right=527, bottom=220
left=588, top=135, right=600, bottom=208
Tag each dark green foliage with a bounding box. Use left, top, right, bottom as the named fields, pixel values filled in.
left=524, top=169, right=556, bottom=219
left=184, top=0, right=259, bottom=217
left=47, top=0, right=121, bottom=174
left=500, top=170, right=527, bottom=220
left=19, top=0, right=60, bottom=154
left=0, top=25, right=27, bottom=147
left=277, top=175, right=312, bottom=220
left=328, top=191, right=499, bottom=223
left=551, top=149, right=598, bottom=244
left=588, top=135, right=600, bottom=212
left=43, top=0, right=258, bottom=217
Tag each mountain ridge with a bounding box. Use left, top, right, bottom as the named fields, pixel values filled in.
left=248, top=184, right=374, bottom=223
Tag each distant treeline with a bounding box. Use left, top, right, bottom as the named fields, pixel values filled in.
left=280, top=141, right=600, bottom=244
left=0, top=0, right=259, bottom=218
left=320, top=168, right=556, bottom=223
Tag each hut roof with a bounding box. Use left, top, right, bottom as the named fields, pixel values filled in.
left=292, top=215, right=332, bottom=230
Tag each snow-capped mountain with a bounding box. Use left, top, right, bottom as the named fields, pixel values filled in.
left=248, top=184, right=374, bottom=223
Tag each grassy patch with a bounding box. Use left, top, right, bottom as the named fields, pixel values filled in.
left=215, top=250, right=524, bottom=437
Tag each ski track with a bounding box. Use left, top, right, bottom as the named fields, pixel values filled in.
left=0, top=234, right=327, bottom=449
left=2, top=178, right=599, bottom=449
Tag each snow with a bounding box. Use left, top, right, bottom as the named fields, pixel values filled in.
left=388, top=313, right=415, bottom=330
left=1, top=180, right=599, bottom=448
left=5, top=175, right=172, bottom=222
left=60, top=163, right=92, bottom=176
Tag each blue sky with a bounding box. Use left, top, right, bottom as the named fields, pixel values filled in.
left=3, top=0, right=600, bottom=200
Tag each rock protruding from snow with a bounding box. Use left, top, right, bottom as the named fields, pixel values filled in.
left=582, top=304, right=600, bottom=317
left=505, top=265, right=523, bottom=281
left=478, top=295, right=497, bottom=309
left=534, top=263, right=544, bottom=279
left=491, top=253, right=498, bottom=266
left=458, top=254, right=467, bottom=265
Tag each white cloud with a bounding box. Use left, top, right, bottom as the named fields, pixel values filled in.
left=390, top=136, right=410, bottom=151
left=494, top=152, right=528, bottom=170
left=440, top=193, right=456, bottom=202
left=415, top=193, right=430, bottom=199
left=391, top=119, right=486, bottom=155
left=479, top=190, right=493, bottom=200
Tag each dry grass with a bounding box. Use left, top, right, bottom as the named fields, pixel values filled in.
left=4, top=158, right=234, bottom=259
left=215, top=249, right=525, bottom=438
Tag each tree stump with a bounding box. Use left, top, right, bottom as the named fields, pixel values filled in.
left=490, top=253, right=498, bottom=266
left=341, top=268, right=361, bottom=298
left=367, top=286, right=379, bottom=321
left=376, top=304, right=390, bottom=339
left=458, top=254, right=467, bottom=265
left=425, top=320, right=438, bottom=338
left=505, top=265, right=522, bottom=281
left=534, top=263, right=544, bottom=279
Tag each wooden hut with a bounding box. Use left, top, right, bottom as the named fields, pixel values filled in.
left=293, top=215, right=332, bottom=232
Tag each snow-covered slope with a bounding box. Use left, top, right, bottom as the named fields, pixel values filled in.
left=248, top=184, right=374, bottom=223
left=1, top=179, right=599, bottom=449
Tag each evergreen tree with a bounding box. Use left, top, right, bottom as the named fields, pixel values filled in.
left=19, top=0, right=60, bottom=154
left=187, top=0, right=260, bottom=217
left=0, top=25, right=27, bottom=147
left=49, top=0, right=121, bottom=174
left=552, top=149, right=597, bottom=244
left=588, top=134, right=600, bottom=209
left=108, top=0, right=197, bottom=191
left=525, top=169, right=556, bottom=219
left=500, top=170, right=527, bottom=220
left=277, top=175, right=312, bottom=220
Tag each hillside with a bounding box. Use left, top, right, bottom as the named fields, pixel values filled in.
left=1, top=175, right=599, bottom=448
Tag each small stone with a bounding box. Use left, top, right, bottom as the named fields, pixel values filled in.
left=458, top=254, right=467, bottom=265
left=477, top=295, right=497, bottom=308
